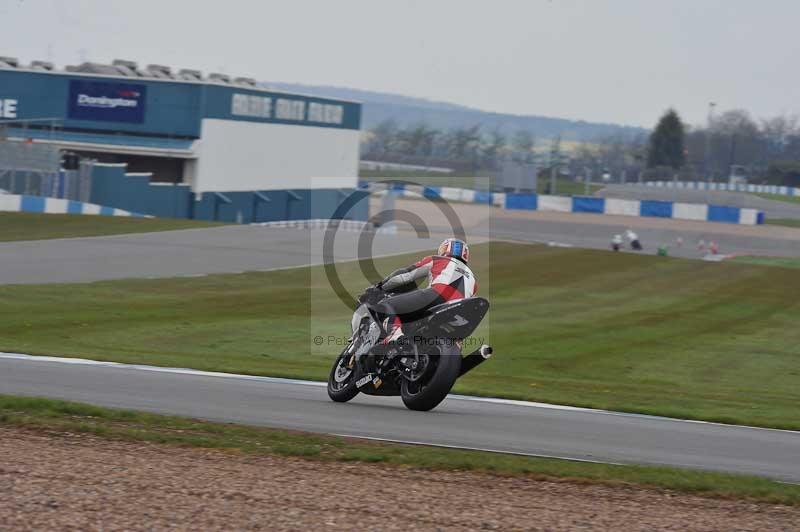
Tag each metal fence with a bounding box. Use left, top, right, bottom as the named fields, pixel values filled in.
left=0, top=139, right=93, bottom=201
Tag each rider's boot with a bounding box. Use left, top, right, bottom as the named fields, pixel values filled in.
left=381, top=316, right=410, bottom=353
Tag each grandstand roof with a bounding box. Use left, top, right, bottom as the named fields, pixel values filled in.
left=0, top=56, right=358, bottom=104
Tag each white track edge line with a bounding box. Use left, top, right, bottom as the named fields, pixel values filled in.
left=0, top=352, right=327, bottom=388
left=1, top=352, right=798, bottom=435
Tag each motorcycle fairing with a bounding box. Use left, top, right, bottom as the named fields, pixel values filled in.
left=413, top=297, right=490, bottom=340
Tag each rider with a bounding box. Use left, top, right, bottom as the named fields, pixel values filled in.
left=374, top=238, right=477, bottom=344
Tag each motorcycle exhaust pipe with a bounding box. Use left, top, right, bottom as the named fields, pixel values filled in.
left=459, top=344, right=493, bottom=377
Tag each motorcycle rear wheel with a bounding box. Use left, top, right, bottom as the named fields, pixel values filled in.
left=400, top=344, right=461, bottom=411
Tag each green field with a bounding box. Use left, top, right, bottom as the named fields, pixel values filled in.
left=0, top=212, right=225, bottom=242
left=2, top=395, right=797, bottom=505
left=732, top=255, right=800, bottom=269
left=360, top=173, right=493, bottom=190
left=537, top=177, right=603, bottom=197
left=3, top=242, right=799, bottom=429
left=755, top=192, right=800, bottom=206
left=765, top=217, right=800, bottom=228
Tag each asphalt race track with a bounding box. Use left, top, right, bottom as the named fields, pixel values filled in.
left=0, top=226, right=444, bottom=285
left=3, top=211, right=799, bottom=483
left=2, top=208, right=800, bottom=285
left=1, top=354, right=799, bottom=482
left=487, top=213, right=800, bottom=258
left=378, top=198, right=800, bottom=259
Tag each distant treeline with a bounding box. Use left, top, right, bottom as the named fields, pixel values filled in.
left=363, top=109, right=800, bottom=186
left=361, top=118, right=651, bottom=180
left=362, top=120, right=540, bottom=173
left=644, top=108, right=800, bottom=185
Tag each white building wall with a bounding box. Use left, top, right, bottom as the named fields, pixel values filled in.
left=193, top=119, right=360, bottom=192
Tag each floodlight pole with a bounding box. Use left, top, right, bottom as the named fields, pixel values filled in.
left=704, top=102, right=716, bottom=182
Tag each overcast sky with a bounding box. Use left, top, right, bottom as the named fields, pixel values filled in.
left=2, top=0, right=798, bottom=128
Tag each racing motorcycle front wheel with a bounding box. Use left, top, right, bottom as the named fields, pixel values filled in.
left=327, top=347, right=359, bottom=402
left=400, top=343, right=461, bottom=411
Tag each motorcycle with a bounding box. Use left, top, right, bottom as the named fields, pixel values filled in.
left=326, top=282, right=492, bottom=411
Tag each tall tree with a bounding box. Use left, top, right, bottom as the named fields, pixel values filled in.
left=368, top=119, right=399, bottom=157
left=647, top=109, right=686, bottom=170
left=512, top=130, right=535, bottom=163
left=447, top=125, right=482, bottom=160
left=712, top=109, right=761, bottom=169
left=481, top=127, right=507, bottom=169
left=400, top=123, right=439, bottom=157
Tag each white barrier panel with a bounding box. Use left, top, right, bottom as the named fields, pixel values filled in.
left=402, top=184, right=424, bottom=198
left=438, top=187, right=462, bottom=201
left=0, top=194, right=144, bottom=217
left=739, top=209, right=759, bottom=225
left=537, top=195, right=572, bottom=212
left=44, top=198, right=69, bottom=214
left=0, top=194, right=21, bottom=211
left=604, top=198, right=640, bottom=216
left=366, top=182, right=765, bottom=225
left=673, top=202, right=709, bottom=221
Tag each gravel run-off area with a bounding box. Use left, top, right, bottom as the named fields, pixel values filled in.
left=1, top=427, right=798, bottom=531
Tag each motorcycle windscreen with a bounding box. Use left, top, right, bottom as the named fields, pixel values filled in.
left=417, top=297, right=490, bottom=340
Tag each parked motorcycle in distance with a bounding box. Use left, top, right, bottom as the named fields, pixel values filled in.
left=626, top=229, right=643, bottom=251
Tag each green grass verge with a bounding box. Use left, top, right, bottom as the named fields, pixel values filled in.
left=360, top=173, right=490, bottom=189
left=2, top=395, right=797, bottom=506
left=731, top=256, right=800, bottom=269
left=537, top=177, right=603, bottom=197
left=765, top=218, right=800, bottom=228
left=755, top=192, right=800, bottom=206
left=0, top=212, right=225, bottom=242
left=2, top=242, right=800, bottom=429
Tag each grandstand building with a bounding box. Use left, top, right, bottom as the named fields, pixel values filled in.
left=0, top=57, right=365, bottom=221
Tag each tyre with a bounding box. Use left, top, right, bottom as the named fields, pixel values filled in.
left=327, top=348, right=360, bottom=403
left=400, top=343, right=461, bottom=411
